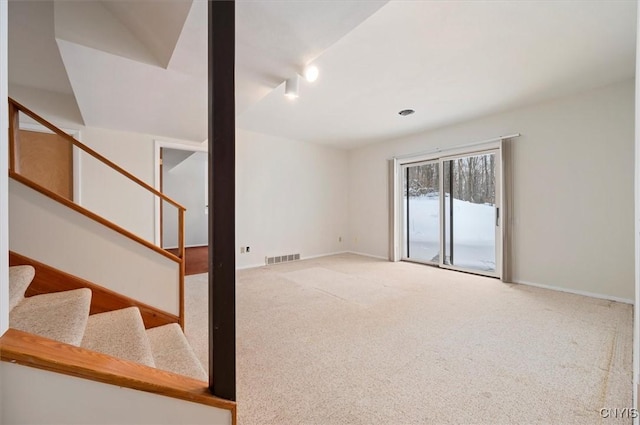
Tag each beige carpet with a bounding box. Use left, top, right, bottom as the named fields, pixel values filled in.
left=184, top=253, right=632, bottom=425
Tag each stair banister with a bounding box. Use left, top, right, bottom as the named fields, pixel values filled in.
left=8, top=98, right=184, bottom=210
left=7, top=98, right=187, bottom=328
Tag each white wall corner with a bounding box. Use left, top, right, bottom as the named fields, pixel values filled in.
left=153, top=139, right=207, bottom=247
left=235, top=129, right=349, bottom=270
left=388, top=158, right=399, bottom=262
left=1, top=0, right=10, bottom=337
left=634, top=3, right=640, bottom=422
left=1, top=0, right=9, bottom=419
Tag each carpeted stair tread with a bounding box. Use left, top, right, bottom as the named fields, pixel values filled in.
left=9, top=265, right=35, bottom=311
left=146, top=323, right=207, bottom=381
left=10, top=288, right=91, bottom=346
left=81, top=307, right=155, bottom=367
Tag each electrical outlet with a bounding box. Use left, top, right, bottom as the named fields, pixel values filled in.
left=240, top=247, right=245, bottom=254
left=246, top=246, right=250, bottom=253
left=338, top=236, right=342, bottom=242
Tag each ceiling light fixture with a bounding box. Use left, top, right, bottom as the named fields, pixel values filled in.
left=285, top=74, right=300, bottom=99
left=398, top=109, right=415, bottom=116
left=303, top=65, right=319, bottom=83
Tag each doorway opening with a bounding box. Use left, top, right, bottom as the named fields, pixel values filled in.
left=154, top=141, right=208, bottom=275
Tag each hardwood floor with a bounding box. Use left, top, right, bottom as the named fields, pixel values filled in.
left=167, top=246, right=208, bottom=276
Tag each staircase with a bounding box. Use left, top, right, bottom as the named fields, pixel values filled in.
left=2, top=98, right=235, bottom=423
left=8, top=264, right=207, bottom=382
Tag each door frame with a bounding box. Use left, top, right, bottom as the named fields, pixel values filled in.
left=392, top=140, right=504, bottom=279
left=437, top=148, right=502, bottom=278
left=153, top=140, right=207, bottom=247
left=400, top=158, right=441, bottom=266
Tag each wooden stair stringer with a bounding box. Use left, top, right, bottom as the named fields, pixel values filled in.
left=9, top=250, right=179, bottom=329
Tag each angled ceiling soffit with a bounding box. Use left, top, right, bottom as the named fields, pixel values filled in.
left=100, top=0, right=192, bottom=69
left=54, top=0, right=161, bottom=67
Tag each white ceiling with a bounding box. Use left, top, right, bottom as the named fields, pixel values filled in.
left=238, top=0, right=638, bottom=148
left=8, top=0, right=385, bottom=142
left=7, top=1, right=637, bottom=148
left=8, top=1, right=74, bottom=95
left=235, top=0, right=387, bottom=117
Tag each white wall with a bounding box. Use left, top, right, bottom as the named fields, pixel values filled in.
left=78, top=126, right=158, bottom=242
left=8, top=85, right=202, bottom=243
left=8, top=84, right=84, bottom=129
left=162, top=150, right=207, bottom=248
left=8, top=87, right=352, bottom=271
left=2, top=3, right=11, bottom=415
left=1, top=362, right=232, bottom=425
left=634, top=4, right=640, bottom=417
left=13, top=80, right=633, bottom=303
left=9, top=179, right=180, bottom=314
left=1, top=0, right=9, bottom=336
left=236, top=129, right=349, bottom=268
left=349, top=79, right=635, bottom=301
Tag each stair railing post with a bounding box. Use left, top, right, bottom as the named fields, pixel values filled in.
left=8, top=99, right=19, bottom=173
left=178, top=207, right=186, bottom=329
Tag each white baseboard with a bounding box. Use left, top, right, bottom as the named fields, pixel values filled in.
left=303, top=251, right=391, bottom=261
left=511, top=279, right=634, bottom=305
left=345, top=251, right=389, bottom=261
left=235, top=250, right=362, bottom=271
left=236, top=262, right=267, bottom=271
left=303, top=251, right=350, bottom=260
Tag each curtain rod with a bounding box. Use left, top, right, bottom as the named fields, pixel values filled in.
left=391, top=133, right=521, bottom=160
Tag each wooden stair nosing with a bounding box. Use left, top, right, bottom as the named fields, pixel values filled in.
left=0, top=329, right=234, bottom=414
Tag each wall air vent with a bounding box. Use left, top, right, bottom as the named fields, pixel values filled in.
left=265, top=253, right=301, bottom=265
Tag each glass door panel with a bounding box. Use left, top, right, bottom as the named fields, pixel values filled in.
left=403, top=161, right=439, bottom=263
left=442, top=152, right=497, bottom=273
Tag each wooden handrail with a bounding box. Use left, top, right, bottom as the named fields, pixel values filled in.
left=8, top=98, right=186, bottom=211
left=0, top=329, right=237, bottom=421
left=10, top=173, right=182, bottom=264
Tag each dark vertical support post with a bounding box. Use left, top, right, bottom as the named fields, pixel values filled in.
left=448, top=162, right=454, bottom=265
left=405, top=167, right=410, bottom=258
left=208, top=0, right=236, bottom=401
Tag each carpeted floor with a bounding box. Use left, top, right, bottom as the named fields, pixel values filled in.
left=184, top=253, right=632, bottom=425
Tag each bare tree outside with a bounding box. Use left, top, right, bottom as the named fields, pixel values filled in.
left=405, top=154, right=495, bottom=205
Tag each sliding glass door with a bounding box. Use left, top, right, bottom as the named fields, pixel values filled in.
left=401, top=149, right=501, bottom=277
left=404, top=161, right=440, bottom=264
left=442, top=151, right=499, bottom=273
